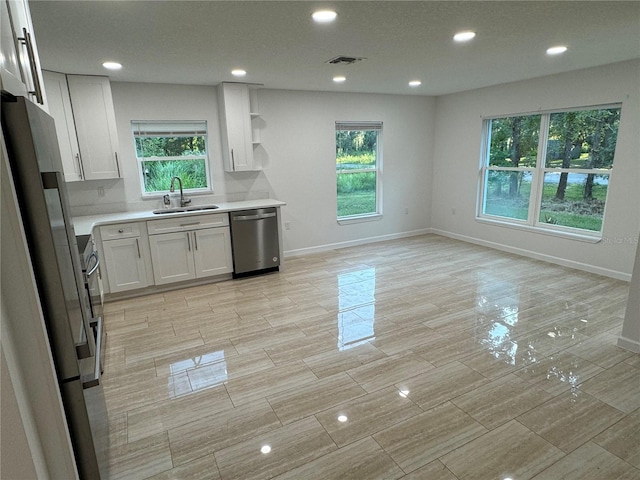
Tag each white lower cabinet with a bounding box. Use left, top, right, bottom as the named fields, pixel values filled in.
left=148, top=232, right=195, bottom=285
left=100, top=222, right=150, bottom=293
left=101, top=237, right=149, bottom=293
left=148, top=214, right=233, bottom=286
left=192, top=227, right=233, bottom=277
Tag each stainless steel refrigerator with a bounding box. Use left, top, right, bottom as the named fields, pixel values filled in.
left=1, top=95, right=107, bottom=479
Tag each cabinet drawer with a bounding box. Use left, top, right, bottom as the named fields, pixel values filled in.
left=100, top=222, right=141, bottom=240
left=147, top=213, right=229, bottom=235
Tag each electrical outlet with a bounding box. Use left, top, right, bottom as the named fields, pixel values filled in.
left=97, top=186, right=105, bottom=197
left=404, top=207, right=409, bottom=214
left=284, top=221, right=291, bottom=230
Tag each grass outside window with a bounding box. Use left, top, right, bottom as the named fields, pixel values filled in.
left=336, top=123, right=382, bottom=219
left=479, top=107, right=621, bottom=235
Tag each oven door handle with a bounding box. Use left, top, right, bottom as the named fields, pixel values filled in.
left=86, top=251, right=100, bottom=277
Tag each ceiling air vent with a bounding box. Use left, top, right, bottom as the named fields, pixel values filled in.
left=325, top=55, right=366, bottom=65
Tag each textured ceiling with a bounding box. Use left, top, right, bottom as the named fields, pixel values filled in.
left=29, top=1, right=640, bottom=96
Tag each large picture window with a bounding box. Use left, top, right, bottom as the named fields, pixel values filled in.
left=479, top=106, right=621, bottom=236
left=132, top=121, right=211, bottom=195
left=336, top=122, right=382, bottom=219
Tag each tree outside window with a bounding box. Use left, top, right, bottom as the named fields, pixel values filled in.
left=336, top=122, right=382, bottom=218
left=480, top=106, right=621, bottom=234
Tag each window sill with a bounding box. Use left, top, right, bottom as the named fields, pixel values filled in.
left=476, top=216, right=602, bottom=243
left=141, top=190, right=213, bottom=200
left=338, top=213, right=383, bottom=226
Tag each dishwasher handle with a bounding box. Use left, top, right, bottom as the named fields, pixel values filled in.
left=232, top=212, right=276, bottom=221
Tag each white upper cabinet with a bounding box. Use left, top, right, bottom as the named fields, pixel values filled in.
left=42, top=71, right=83, bottom=181
left=1, top=0, right=48, bottom=110
left=218, top=82, right=260, bottom=172
left=66, top=75, right=120, bottom=180
left=43, top=72, right=121, bottom=182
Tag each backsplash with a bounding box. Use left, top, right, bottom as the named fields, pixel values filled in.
left=66, top=178, right=273, bottom=217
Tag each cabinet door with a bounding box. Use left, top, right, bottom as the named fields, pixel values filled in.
left=42, top=71, right=83, bottom=182
left=67, top=75, right=120, bottom=180
left=192, top=227, right=233, bottom=278
left=102, top=237, right=148, bottom=293
left=0, top=0, right=26, bottom=97
left=219, top=83, right=254, bottom=172
left=2, top=0, right=47, bottom=109
left=148, top=232, right=195, bottom=285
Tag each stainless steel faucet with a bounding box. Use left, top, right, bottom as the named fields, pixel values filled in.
left=169, top=176, right=191, bottom=207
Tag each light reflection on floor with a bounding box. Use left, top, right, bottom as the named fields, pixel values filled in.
left=337, top=267, right=376, bottom=350
left=168, top=350, right=228, bottom=395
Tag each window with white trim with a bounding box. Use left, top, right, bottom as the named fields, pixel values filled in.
left=336, top=122, right=382, bottom=219
left=132, top=121, right=211, bottom=195
left=478, top=106, right=621, bottom=236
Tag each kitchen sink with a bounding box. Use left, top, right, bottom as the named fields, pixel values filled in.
left=152, top=205, right=219, bottom=215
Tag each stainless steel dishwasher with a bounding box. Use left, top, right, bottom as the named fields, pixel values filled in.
left=230, top=207, right=280, bottom=276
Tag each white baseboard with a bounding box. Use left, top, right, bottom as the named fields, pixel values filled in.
left=430, top=229, right=631, bottom=281
left=617, top=335, right=640, bottom=353
left=284, top=227, right=631, bottom=281
left=284, top=228, right=432, bottom=258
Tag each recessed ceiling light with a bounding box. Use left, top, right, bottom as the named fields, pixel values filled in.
left=231, top=69, right=247, bottom=77
left=312, top=10, right=337, bottom=23
left=409, top=80, right=422, bottom=87
left=546, top=45, right=568, bottom=55
left=453, top=31, right=476, bottom=42
left=333, top=75, right=346, bottom=83
left=102, top=61, right=122, bottom=70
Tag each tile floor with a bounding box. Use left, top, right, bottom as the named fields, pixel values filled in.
left=100, top=234, right=640, bottom=480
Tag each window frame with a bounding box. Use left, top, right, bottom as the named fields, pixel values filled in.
left=477, top=104, right=621, bottom=241
left=335, top=121, right=383, bottom=223
left=132, top=120, right=212, bottom=198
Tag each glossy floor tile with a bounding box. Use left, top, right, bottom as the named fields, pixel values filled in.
left=372, top=401, right=487, bottom=473
left=441, top=420, right=564, bottom=480
left=530, top=442, right=640, bottom=480
left=100, top=234, right=639, bottom=479
left=517, top=389, right=626, bottom=453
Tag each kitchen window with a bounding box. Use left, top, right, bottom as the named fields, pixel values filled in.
left=132, top=121, right=211, bottom=195
left=478, top=106, right=621, bottom=238
left=336, top=122, right=382, bottom=221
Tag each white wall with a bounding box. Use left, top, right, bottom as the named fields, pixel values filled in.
left=258, top=89, right=434, bottom=253
left=619, top=233, right=640, bottom=352
left=67, top=84, right=435, bottom=254
left=431, top=60, right=640, bottom=279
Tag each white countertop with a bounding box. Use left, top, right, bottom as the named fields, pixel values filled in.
left=73, top=199, right=286, bottom=236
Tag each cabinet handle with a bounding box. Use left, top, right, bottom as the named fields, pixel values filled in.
left=186, top=233, right=191, bottom=252
left=115, top=152, right=121, bottom=177
left=18, top=29, right=44, bottom=105
left=193, top=231, right=198, bottom=251
left=135, top=238, right=141, bottom=258
left=75, top=153, right=85, bottom=180
left=231, top=148, right=235, bottom=171
left=180, top=222, right=200, bottom=227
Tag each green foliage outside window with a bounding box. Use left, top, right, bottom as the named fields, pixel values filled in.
left=336, top=128, right=380, bottom=218
left=482, top=107, right=620, bottom=233
left=134, top=134, right=209, bottom=194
